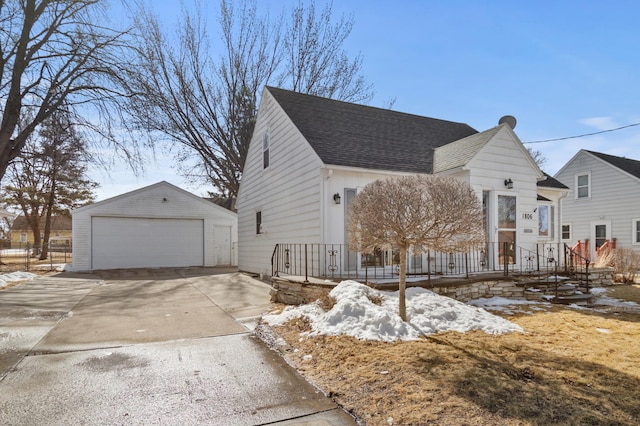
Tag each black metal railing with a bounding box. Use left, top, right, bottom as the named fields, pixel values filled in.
left=563, top=242, right=590, bottom=292
left=271, top=242, right=567, bottom=282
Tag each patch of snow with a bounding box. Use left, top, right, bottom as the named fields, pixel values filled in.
left=0, top=271, right=38, bottom=288
left=263, top=280, right=524, bottom=342
left=469, top=296, right=550, bottom=315
left=596, top=328, right=611, bottom=334
left=592, top=287, right=640, bottom=309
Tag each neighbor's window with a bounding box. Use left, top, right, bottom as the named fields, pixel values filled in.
left=256, top=211, right=262, bottom=234
left=634, top=219, right=640, bottom=245
left=576, top=173, right=590, bottom=199
left=20, top=232, right=27, bottom=243
left=262, top=132, right=270, bottom=169
left=562, top=224, right=571, bottom=241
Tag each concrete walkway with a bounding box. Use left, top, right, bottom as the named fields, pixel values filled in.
left=0, top=268, right=356, bottom=425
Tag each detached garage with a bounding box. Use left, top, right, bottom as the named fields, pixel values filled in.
left=72, top=181, right=237, bottom=271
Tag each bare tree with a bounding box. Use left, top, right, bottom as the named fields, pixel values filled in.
left=281, top=1, right=373, bottom=103
left=527, top=146, right=547, bottom=169
left=347, top=175, right=485, bottom=321
left=0, top=0, right=140, bottom=183
left=125, top=0, right=373, bottom=197
left=124, top=1, right=281, bottom=197
left=1, top=109, right=97, bottom=259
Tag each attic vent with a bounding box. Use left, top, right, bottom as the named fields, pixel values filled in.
left=498, top=115, right=517, bottom=129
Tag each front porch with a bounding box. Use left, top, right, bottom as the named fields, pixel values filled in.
left=269, top=242, right=613, bottom=306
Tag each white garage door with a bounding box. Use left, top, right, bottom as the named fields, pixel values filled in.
left=91, top=217, right=204, bottom=270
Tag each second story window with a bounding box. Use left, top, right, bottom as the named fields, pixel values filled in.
left=262, top=132, right=270, bottom=169
left=576, top=173, right=590, bottom=199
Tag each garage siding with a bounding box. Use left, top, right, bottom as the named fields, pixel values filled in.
left=72, top=182, right=237, bottom=271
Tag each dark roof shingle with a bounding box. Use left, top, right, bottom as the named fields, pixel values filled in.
left=586, top=150, right=640, bottom=180
left=537, top=173, right=569, bottom=189
left=266, top=87, right=478, bottom=173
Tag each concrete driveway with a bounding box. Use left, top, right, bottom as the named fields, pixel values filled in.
left=0, top=267, right=355, bottom=425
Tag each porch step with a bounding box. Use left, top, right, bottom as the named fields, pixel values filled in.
left=552, top=293, right=594, bottom=305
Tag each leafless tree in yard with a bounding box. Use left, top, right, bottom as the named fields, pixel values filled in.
left=347, top=175, right=485, bottom=321
left=0, top=0, right=141, bottom=183
left=1, top=108, right=97, bottom=259
left=282, top=1, right=373, bottom=103
left=124, top=0, right=373, bottom=197
left=124, top=0, right=281, bottom=197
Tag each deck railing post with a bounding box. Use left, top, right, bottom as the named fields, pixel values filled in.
left=304, top=244, right=309, bottom=283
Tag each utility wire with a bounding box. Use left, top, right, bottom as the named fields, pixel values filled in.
left=523, top=122, right=640, bottom=144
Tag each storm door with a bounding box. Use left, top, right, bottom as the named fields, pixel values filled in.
left=497, top=195, right=517, bottom=266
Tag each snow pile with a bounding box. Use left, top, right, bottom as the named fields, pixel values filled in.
left=263, top=280, right=524, bottom=342
left=0, top=271, right=38, bottom=289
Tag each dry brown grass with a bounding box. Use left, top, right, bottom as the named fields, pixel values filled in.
left=266, top=287, right=640, bottom=425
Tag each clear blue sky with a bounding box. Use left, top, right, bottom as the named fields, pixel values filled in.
left=90, top=0, right=640, bottom=200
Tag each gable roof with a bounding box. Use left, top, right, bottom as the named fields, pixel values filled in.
left=586, top=150, right=640, bottom=180
left=72, top=181, right=237, bottom=218
left=266, top=86, right=478, bottom=174
left=11, top=215, right=72, bottom=231
left=433, top=125, right=503, bottom=173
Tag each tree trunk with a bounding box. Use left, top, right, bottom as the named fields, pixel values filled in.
left=399, top=247, right=407, bottom=321
left=39, top=180, right=57, bottom=260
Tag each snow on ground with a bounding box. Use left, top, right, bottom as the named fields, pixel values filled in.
left=468, top=296, right=551, bottom=315
left=0, top=271, right=38, bottom=289
left=590, top=287, right=640, bottom=309
left=263, top=280, right=524, bottom=342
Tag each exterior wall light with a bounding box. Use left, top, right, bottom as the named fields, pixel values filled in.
left=504, top=178, right=513, bottom=189
left=333, top=193, right=341, bottom=204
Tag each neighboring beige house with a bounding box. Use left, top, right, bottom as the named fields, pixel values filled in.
left=10, top=215, right=72, bottom=248
left=237, top=87, right=568, bottom=276
left=555, top=150, right=640, bottom=260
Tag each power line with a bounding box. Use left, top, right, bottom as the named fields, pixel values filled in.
left=523, top=122, right=640, bottom=144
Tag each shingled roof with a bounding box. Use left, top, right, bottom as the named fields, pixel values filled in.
left=537, top=173, right=569, bottom=189
left=586, top=150, right=640, bottom=180
left=266, top=87, right=478, bottom=173
left=11, top=215, right=72, bottom=231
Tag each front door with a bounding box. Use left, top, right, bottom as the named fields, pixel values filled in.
left=590, top=220, right=611, bottom=260
left=498, top=195, right=517, bottom=267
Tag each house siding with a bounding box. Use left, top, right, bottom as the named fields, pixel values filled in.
left=556, top=150, right=640, bottom=257
left=465, top=126, right=545, bottom=250
left=72, top=182, right=237, bottom=271
left=322, top=167, right=413, bottom=245
left=237, top=89, right=324, bottom=276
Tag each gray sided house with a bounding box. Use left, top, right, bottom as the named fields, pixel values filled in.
left=237, top=87, right=568, bottom=277
left=72, top=181, right=237, bottom=271
left=555, top=150, right=640, bottom=260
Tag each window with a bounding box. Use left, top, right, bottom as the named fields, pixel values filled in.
left=262, top=132, right=270, bottom=169
left=538, top=205, right=549, bottom=237
left=256, top=211, right=262, bottom=234
left=562, top=224, right=571, bottom=241
left=20, top=232, right=27, bottom=243
left=633, top=219, right=640, bottom=245
left=576, top=173, right=590, bottom=199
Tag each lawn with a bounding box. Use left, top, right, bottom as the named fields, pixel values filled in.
left=261, top=285, right=640, bottom=425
